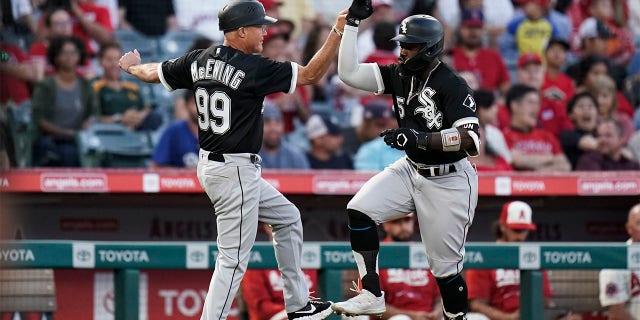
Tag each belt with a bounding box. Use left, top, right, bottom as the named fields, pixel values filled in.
left=207, top=153, right=260, bottom=164
left=406, top=158, right=456, bottom=177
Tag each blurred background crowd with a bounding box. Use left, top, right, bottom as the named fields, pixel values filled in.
left=1, top=0, right=639, bottom=173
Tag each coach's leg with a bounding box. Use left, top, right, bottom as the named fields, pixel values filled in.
left=198, top=161, right=261, bottom=320
left=258, top=178, right=308, bottom=312
left=414, top=161, right=478, bottom=319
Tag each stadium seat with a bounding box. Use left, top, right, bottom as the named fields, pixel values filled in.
left=76, top=123, right=152, bottom=168
left=158, top=30, right=205, bottom=61
left=7, top=101, right=36, bottom=168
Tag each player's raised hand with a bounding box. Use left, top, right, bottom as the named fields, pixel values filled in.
left=119, top=49, right=141, bottom=74
left=346, top=0, right=373, bottom=26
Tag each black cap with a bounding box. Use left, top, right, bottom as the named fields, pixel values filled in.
left=218, top=0, right=277, bottom=32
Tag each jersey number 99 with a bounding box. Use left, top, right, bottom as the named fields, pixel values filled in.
left=195, top=88, right=231, bottom=134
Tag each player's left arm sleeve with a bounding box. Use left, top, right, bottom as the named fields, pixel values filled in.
left=337, top=25, right=385, bottom=94
left=444, top=83, right=480, bottom=156
left=158, top=49, right=202, bottom=91
left=599, top=269, right=630, bottom=306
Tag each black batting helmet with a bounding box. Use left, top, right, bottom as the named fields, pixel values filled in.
left=392, top=15, right=444, bottom=72
left=218, top=0, right=277, bottom=32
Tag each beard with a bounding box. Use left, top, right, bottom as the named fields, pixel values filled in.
left=263, top=138, right=280, bottom=150
left=463, top=38, right=482, bottom=49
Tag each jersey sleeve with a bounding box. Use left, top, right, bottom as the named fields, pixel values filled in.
left=599, top=269, right=630, bottom=307
left=466, top=269, right=492, bottom=300
left=158, top=49, right=203, bottom=92
left=442, top=77, right=479, bottom=129
left=379, top=64, right=399, bottom=95
left=253, top=58, right=297, bottom=96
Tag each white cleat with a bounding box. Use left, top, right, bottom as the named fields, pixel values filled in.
left=331, top=284, right=386, bottom=317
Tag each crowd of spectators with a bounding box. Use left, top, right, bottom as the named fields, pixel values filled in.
left=0, top=0, right=639, bottom=173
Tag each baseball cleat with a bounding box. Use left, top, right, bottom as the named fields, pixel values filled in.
left=331, top=287, right=386, bottom=317
left=287, top=300, right=334, bottom=320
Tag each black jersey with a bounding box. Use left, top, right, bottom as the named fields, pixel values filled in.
left=379, top=62, right=479, bottom=165
left=159, top=45, right=296, bottom=154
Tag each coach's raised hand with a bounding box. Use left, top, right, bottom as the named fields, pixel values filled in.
left=346, top=0, right=373, bottom=26
left=118, top=49, right=141, bottom=74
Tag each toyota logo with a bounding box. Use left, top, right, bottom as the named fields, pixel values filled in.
left=190, top=251, right=205, bottom=263
left=523, top=252, right=537, bottom=263
left=303, top=251, right=317, bottom=263
left=76, top=250, right=91, bottom=262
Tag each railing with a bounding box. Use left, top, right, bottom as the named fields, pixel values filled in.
left=2, top=241, right=638, bottom=320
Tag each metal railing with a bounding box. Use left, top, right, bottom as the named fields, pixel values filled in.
left=2, top=241, right=638, bottom=320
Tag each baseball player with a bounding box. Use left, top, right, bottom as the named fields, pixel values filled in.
left=118, top=1, right=347, bottom=319
left=599, top=203, right=640, bottom=319
left=332, top=10, right=481, bottom=320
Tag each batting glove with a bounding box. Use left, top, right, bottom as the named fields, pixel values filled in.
left=346, top=0, right=373, bottom=27
left=380, top=128, right=429, bottom=151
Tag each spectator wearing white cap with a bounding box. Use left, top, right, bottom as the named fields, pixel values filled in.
left=258, top=103, right=310, bottom=169
left=306, top=114, right=352, bottom=169
left=466, top=201, right=582, bottom=320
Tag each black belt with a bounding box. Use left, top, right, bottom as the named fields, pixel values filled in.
left=207, top=153, right=260, bottom=164
left=406, top=158, right=456, bottom=177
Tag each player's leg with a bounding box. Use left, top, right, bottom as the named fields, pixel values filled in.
left=414, top=160, right=478, bottom=320
left=258, top=178, right=333, bottom=320
left=332, top=158, right=415, bottom=316
left=197, top=159, right=261, bottom=320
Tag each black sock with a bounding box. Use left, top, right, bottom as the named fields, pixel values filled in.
left=436, top=273, right=469, bottom=318
left=348, top=209, right=381, bottom=297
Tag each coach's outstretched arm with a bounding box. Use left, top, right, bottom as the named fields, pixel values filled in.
left=118, top=49, right=160, bottom=83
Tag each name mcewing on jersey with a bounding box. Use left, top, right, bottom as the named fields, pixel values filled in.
left=191, top=59, right=245, bottom=90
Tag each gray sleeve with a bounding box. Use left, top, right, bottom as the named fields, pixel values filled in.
left=338, top=25, right=385, bottom=94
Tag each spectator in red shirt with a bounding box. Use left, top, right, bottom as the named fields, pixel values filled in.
left=0, top=42, right=39, bottom=106
left=466, top=201, right=579, bottom=320
left=241, top=223, right=318, bottom=320
left=29, top=7, right=94, bottom=78
left=378, top=213, right=442, bottom=320
left=497, top=52, right=573, bottom=137
left=502, top=84, right=571, bottom=172
left=541, top=38, right=575, bottom=130
left=451, top=8, right=510, bottom=94
left=67, top=0, right=113, bottom=57
left=576, top=119, right=640, bottom=171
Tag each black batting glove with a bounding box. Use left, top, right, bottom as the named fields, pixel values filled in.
left=380, top=128, right=430, bottom=151
left=346, top=0, right=373, bottom=27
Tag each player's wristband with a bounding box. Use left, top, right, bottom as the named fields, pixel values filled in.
left=416, top=132, right=431, bottom=151
left=346, top=15, right=360, bottom=27
left=332, top=25, right=343, bottom=37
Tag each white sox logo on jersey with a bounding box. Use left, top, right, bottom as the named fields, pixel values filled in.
left=400, top=21, right=408, bottom=34
left=415, top=87, right=443, bottom=129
